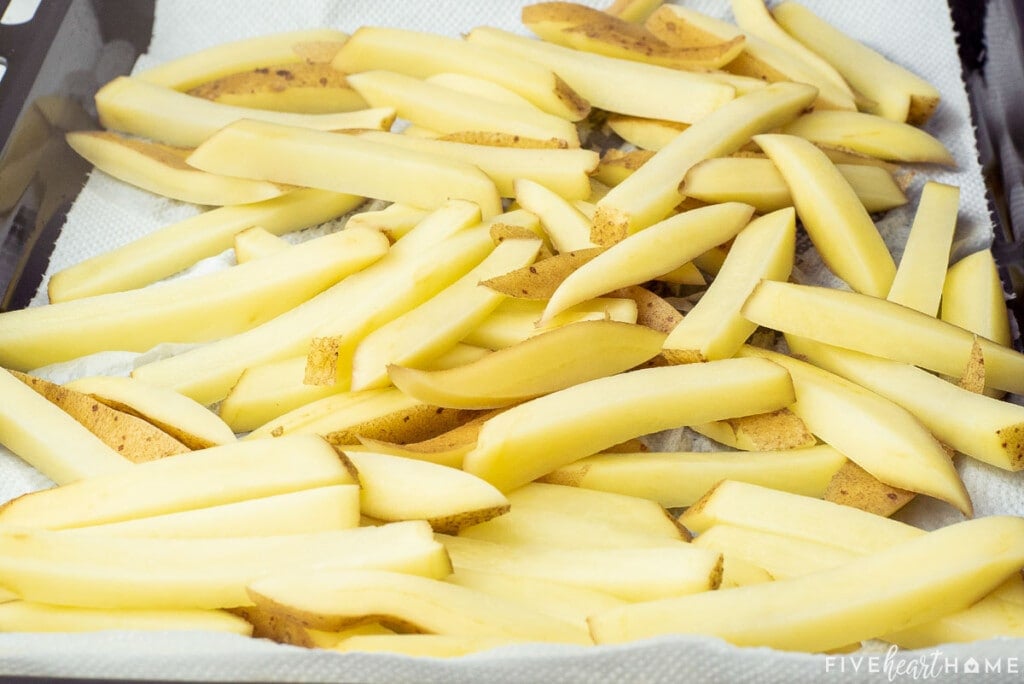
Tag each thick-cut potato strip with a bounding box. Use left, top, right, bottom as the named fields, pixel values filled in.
left=440, top=534, right=721, bottom=602
left=592, top=82, right=816, bottom=241
left=11, top=372, right=190, bottom=464
left=741, top=280, right=1024, bottom=395
left=690, top=408, right=817, bottom=451
left=0, top=601, right=254, bottom=635
left=332, top=634, right=528, bottom=657
left=66, top=131, right=287, bottom=206
left=232, top=227, right=289, bottom=264
left=462, top=297, right=639, bottom=350
left=771, top=2, right=940, bottom=124
left=72, top=486, right=360, bottom=539
left=390, top=321, right=664, bottom=410
left=513, top=178, right=597, bottom=251
left=786, top=337, right=1024, bottom=471
left=245, top=388, right=421, bottom=441
left=0, top=521, right=449, bottom=610
left=606, top=0, right=664, bottom=23
left=95, top=77, right=393, bottom=148
left=590, top=516, right=1024, bottom=651
left=661, top=207, right=794, bottom=362
left=187, top=62, right=367, bottom=114
left=187, top=119, right=502, bottom=218
left=941, top=250, right=1014, bottom=347
left=47, top=189, right=363, bottom=302
left=0, top=435, right=356, bottom=530
left=682, top=157, right=907, bottom=214
left=781, top=111, right=954, bottom=165
left=64, top=375, right=235, bottom=450
left=754, top=134, right=896, bottom=297
left=737, top=345, right=971, bottom=515
left=0, top=227, right=388, bottom=371
left=462, top=357, right=795, bottom=492
left=331, top=26, right=590, bottom=121
left=522, top=2, right=745, bottom=70
left=605, top=115, right=688, bottom=152
left=885, top=182, right=959, bottom=314
left=465, top=26, right=736, bottom=125
left=135, top=29, right=350, bottom=90
left=132, top=203, right=493, bottom=405
left=347, top=70, right=580, bottom=147
left=352, top=130, right=598, bottom=201
left=248, top=569, right=589, bottom=644
left=541, top=444, right=844, bottom=508
left=351, top=237, right=542, bottom=391
left=344, top=450, right=509, bottom=534
left=345, top=203, right=430, bottom=242
left=458, top=481, right=688, bottom=548
left=543, top=202, right=753, bottom=319
left=425, top=73, right=541, bottom=110
left=0, top=369, right=131, bottom=485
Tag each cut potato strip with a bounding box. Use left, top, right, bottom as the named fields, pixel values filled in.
left=941, top=249, right=1014, bottom=348
left=514, top=178, right=597, bottom=251
left=781, top=111, right=954, bottom=166
left=461, top=297, right=639, bottom=350
left=188, top=62, right=367, bottom=114
left=0, top=601, right=253, bottom=635
left=690, top=408, right=817, bottom=451
left=233, top=227, right=290, bottom=263
left=345, top=203, right=430, bottom=242
left=605, top=114, right=687, bottom=152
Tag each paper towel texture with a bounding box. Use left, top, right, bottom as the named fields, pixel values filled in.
left=3, top=0, right=1021, bottom=681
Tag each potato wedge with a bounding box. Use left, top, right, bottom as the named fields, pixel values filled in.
left=941, top=249, right=1014, bottom=348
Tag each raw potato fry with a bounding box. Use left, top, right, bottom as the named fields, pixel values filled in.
left=462, top=357, right=795, bottom=492
left=353, top=131, right=599, bottom=201
left=188, top=62, right=367, bottom=114
left=785, top=336, right=1024, bottom=471
left=465, top=26, right=737, bottom=125
left=0, top=369, right=131, bottom=484
left=772, top=1, right=941, bottom=124
left=942, top=249, right=1014, bottom=347
left=95, top=76, right=394, bottom=148
left=47, top=188, right=363, bottom=302
left=741, top=280, right=1024, bottom=395
left=822, top=461, right=916, bottom=518
left=390, top=321, right=665, bottom=409
left=135, top=29, right=350, bottom=90
left=592, top=82, right=816, bottom=241
left=737, top=345, right=972, bottom=515
left=458, top=481, right=689, bottom=548
left=589, top=516, right=1024, bottom=651
left=513, top=178, right=597, bottom=251
left=247, top=569, right=590, bottom=645
left=440, top=534, right=722, bottom=602
left=608, top=285, right=683, bottom=334
left=73, top=486, right=361, bottom=539
left=344, top=450, right=509, bottom=534
left=345, top=203, right=430, bottom=242
left=605, top=114, right=688, bottom=152
left=461, top=297, right=639, bottom=350
left=481, top=248, right=603, bottom=300
left=782, top=111, right=954, bottom=166
left=522, top=2, right=745, bottom=70
left=0, top=227, right=388, bottom=371
left=541, top=444, right=845, bottom=508
left=232, top=227, right=290, bottom=263
left=0, top=521, right=450, bottom=610
left=543, top=202, right=754, bottom=318
left=594, top=149, right=654, bottom=187
left=0, top=601, right=254, bottom=635
left=66, top=131, right=288, bottom=206
left=347, top=71, right=581, bottom=147
left=351, top=237, right=541, bottom=390
left=244, top=387, right=421, bottom=441
left=753, top=134, right=896, bottom=297
left=64, top=375, right=236, bottom=450
left=186, top=119, right=503, bottom=218
left=682, top=157, right=907, bottom=214
left=11, top=372, right=190, bottom=464
left=661, top=207, right=794, bottom=362
left=690, top=408, right=817, bottom=451
left=331, top=26, right=590, bottom=121
left=606, top=0, right=664, bottom=23
left=0, top=435, right=357, bottom=530
left=425, top=73, right=541, bottom=110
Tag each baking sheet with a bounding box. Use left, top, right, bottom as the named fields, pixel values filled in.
left=1, top=0, right=1021, bottom=681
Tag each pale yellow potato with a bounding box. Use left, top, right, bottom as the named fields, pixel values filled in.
left=513, top=178, right=597, bottom=251
left=462, top=357, right=795, bottom=492
left=781, top=110, right=954, bottom=165
left=353, top=409, right=501, bottom=470
left=589, top=515, right=1024, bottom=651
left=47, top=189, right=362, bottom=302
left=461, top=297, right=639, bottom=350
left=344, top=450, right=509, bottom=534
left=690, top=408, right=817, bottom=451
left=331, top=25, right=590, bottom=121
left=0, top=369, right=130, bottom=485
left=186, top=119, right=503, bottom=218
left=0, top=521, right=449, bottom=610
left=0, top=601, right=253, bottom=635
left=390, top=320, right=663, bottom=410
left=244, top=387, right=422, bottom=441
left=541, top=444, right=845, bottom=508
left=605, top=114, right=687, bottom=152
left=248, top=568, right=589, bottom=644
left=0, top=434, right=356, bottom=530
left=786, top=336, right=1024, bottom=471
left=691, top=524, right=857, bottom=582
left=232, top=226, right=289, bottom=263
left=345, top=203, right=429, bottom=243
left=188, top=62, right=367, bottom=114
left=0, top=226, right=388, bottom=371
left=662, top=207, right=794, bottom=362
left=941, top=249, right=1014, bottom=347
left=66, top=131, right=287, bottom=206
left=425, top=73, right=542, bottom=110
left=592, top=82, right=816, bottom=241
left=741, top=280, right=1024, bottom=395
left=96, top=76, right=393, bottom=148
left=606, top=0, right=664, bottom=23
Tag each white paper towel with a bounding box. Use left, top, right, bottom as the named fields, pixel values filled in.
left=3, top=0, right=1021, bottom=681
